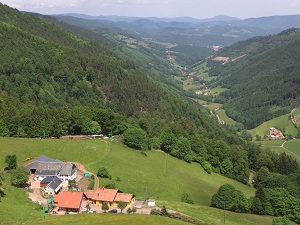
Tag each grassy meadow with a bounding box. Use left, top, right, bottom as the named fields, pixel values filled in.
left=0, top=137, right=254, bottom=205
left=259, top=139, right=300, bottom=161
left=0, top=137, right=291, bottom=225
left=157, top=201, right=296, bottom=225
left=249, top=113, right=298, bottom=138
left=26, top=214, right=191, bottom=225
left=214, top=108, right=236, bottom=125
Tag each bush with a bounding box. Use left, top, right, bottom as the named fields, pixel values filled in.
left=202, top=161, right=213, bottom=174
left=150, top=208, right=161, bottom=215
left=97, top=167, right=111, bottom=178
left=104, top=183, right=115, bottom=189
left=11, top=167, right=28, bottom=187
left=181, top=193, right=194, bottom=204
left=123, top=127, right=149, bottom=150
left=88, top=178, right=95, bottom=190
left=272, top=216, right=290, bottom=225
left=127, top=207, right=137, bottom=214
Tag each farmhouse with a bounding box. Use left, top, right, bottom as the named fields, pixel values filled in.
left=114, top=192, right=136, bottom=206
left=54, top=191, right=87, bottom=213
left=84, top=188, right=135, bottom=207
left=43, top=177, right=63, bottom=195
left=270, top=127, right=285, bottom=139
left=25, top=155, right=77, bottom=182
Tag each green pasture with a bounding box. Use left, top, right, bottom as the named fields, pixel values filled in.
left=249, top=113, right=298, bottom=137
left=210, top=86, right=228, bottom=96
left=0, top=137, right=260, bottom=224
left=204, top=102, right=222, bottom=111
left=259, top=139, right=300, bottom=161
left=157, top=201, right=297, bottom=225
left=0, top=138, right=254, bottom=205
left=215, top=108, right=235, bottom=125
left=26, top=214, right=191, bottom=225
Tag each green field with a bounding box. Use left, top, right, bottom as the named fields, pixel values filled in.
left=26, top=214, right=191, bottom=225
left=0, top=138, right=254, bottom=205
left=249, top=113, right=298, bottom=138
left=215, top=108, right=236, bottom=125
left=210, top=86, right=229, bottom=96
left=0, top=137, right=290, bottom=225
left=259, top=139, right=300, bottom=161
left=157, top=201, right=290, bottom=225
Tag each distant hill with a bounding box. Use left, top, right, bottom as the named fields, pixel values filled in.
left=57, top=13, right=240, bottom=23
left=208, top=28, right=300, bottom=129
left=56, top=13, right=300, bottom=49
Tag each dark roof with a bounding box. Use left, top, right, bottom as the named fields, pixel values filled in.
left=35, top=170, right=59, bottom=176
left=25, top=156, right=76, bottom=177
left=36, top=155, right=62, bottom=163
left=41, top=176, right=56, bottom=184
left=47, top=177, right=62, bottom=191
left=60, top=163, right=75, bottom=176
left=25, top=156, right=63, bottom=172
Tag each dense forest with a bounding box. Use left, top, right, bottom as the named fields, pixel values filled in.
left=1, top=3, right=300, bottom=222
left=208, top=28, right=300, bottom=129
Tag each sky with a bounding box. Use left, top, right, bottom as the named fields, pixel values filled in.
left=1, top=0, right=300, bottom=19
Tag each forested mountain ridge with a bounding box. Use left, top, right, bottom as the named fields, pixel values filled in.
left=0, top=2, right=234, bottom=145
left=208, top=28, right=300, bottom=129
left=0, top=2, right=259, bottom=188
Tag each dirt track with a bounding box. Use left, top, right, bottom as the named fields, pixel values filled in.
left=74, top=162, right=99, bottom=189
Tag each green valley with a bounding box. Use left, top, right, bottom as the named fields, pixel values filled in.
left=1, top=2, right=300, bottom=225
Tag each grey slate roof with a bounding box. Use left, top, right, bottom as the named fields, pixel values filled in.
left=41, top=176, right=56, bottom=184
left=35, top=170, right=59, bottom=176
left=47, top=177, right=62, bottom=192
left=36, top=155, right=62, bottom=163
left=25, top=155, right=76, bottom=177
left=60, top=163, right=74, bottom=176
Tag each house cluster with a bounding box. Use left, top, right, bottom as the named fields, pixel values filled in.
left=269, top=127, right=285, bottom=139
left=26, top=156, right=136, bottom=214
left=26, top=156, right=77, bottom=195
left=85, top=188, right=135, bottom=207
left=52, top=188, right=135, bottom=213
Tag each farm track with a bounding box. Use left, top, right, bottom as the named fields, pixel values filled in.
left=75, top=162, right=99, bottom=189
left=281, top=141, right=300, bottom=161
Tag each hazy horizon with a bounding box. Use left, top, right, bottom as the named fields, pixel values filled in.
left=1, top=0, right=300, bottom=20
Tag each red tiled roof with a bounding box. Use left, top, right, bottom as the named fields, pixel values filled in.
left=114, top=193, right=134, bottom=203
left=84, top=189, right=95, bottom=199
left=54, top=191, right=85, bottom=209
left=84, top=188, right=119, bottom=202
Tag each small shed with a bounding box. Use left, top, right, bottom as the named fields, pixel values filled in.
left=84, top=172, right=90, bottom=177
left=147, top=199, right=155, bottom=207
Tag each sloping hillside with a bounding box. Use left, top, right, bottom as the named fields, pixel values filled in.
left=208, top=28, right=300, bottom=129
left=0, top=3, right=218, bottom=138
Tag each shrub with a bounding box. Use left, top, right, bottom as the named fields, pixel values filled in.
left=104, top=183, right=115, bottom=189
left=181, top=193, right=194, bottom=204
left=150, top=208, right=161, bottom=215
left=97, top=167, right=110, bottom=178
